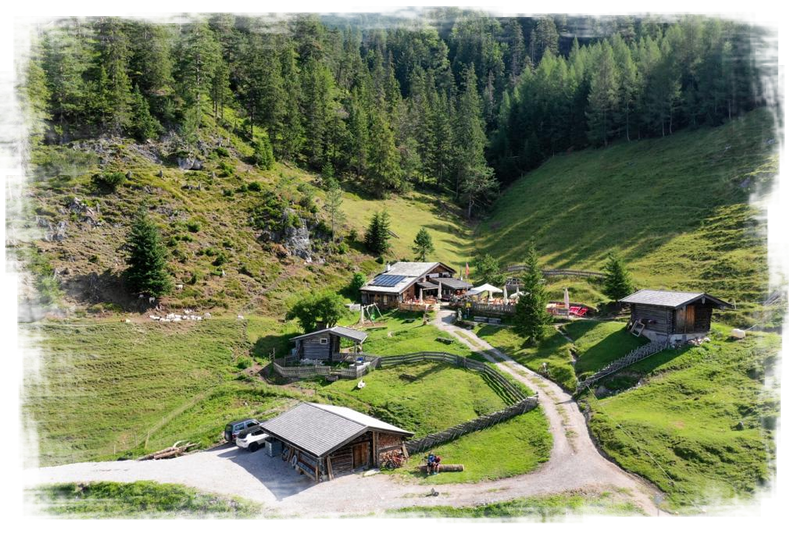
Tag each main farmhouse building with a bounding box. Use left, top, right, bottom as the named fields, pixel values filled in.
left=359, top=261, right=471, bottom=308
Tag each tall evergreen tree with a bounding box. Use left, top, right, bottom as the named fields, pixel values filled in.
left=513, top=244, right=551, bottom=342
left=586, top=41, right=620, bottom=146
left=533, top=16, right=560, bottom=65
left=364, top=210, right=392, bottom=257
left=174, top=20, right=222, bottom=143
left=412, top=228, right=435, bottom=261
left=124, top=207, right=172, bottom=298
left=602, top=251, right=635, bottom=302
left=94, top=18, right=133, bottom=133
left=323, top=183, right=345, bottom=241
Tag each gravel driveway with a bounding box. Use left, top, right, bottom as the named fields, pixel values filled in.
left=27, top=309, right=662, bottom=517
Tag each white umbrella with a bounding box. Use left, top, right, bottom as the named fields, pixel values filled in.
left=503, top=285, right=508, bottom=305
left=466, top=283, right=503, bottom=297
left=437, top=281, right=442, bottom=300
left=564, top=287, right=570, bottom=315
left=419, top=287, right=423, bottom=302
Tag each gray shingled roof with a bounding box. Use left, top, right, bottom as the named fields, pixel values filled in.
left=620, top=289, right=729, bottom=308
left=291, top=326, right=368, bottom=343
left=437, top=277, right=472, bottom=290
left=261, top=403, right=412, bottom=458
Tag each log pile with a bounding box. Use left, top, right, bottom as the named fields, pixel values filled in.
left=417, top=464, right=464, bottom=473
left=138, top=441, right=197, bottom=461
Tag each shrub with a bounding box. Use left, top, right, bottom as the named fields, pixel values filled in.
left=186, top=220, right=201, bottom=233
left=92, top=172, right=126, bottom=192
left=214, top=146, right=230, bottom=158
left=217, top=161, right=234, bottom=177
left=212, top=253, right=227, bottom=266
left=247, top=181, right=262, bottom=192
left=337, top=242, right=349, bottom=254
left=222, top=188, right=233, bottom=197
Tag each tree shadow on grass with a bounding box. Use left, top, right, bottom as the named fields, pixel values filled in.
left=251, top=332, right=296, bottom=360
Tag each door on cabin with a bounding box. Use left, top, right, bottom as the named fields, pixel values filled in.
left=352, top=442, right=369, bottom=469
left=686, top=305, right=695, bottom=332
left=675, top=307, right=686, bottom=332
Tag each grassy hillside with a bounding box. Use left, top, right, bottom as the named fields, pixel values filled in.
left=0, top=482, right=655, bottom=533
left=477, top=109, right=779, bottom=324
left=21, top=109, right=472, bottom=319
left=586, top=325, right=780, bottom=510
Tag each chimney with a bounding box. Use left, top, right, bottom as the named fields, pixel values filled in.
left=385, top=262, right=392, bottom=273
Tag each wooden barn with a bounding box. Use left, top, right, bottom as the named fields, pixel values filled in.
left=360, top=261, right=462, bottom=308
left=260, top=402, right=414, bottom=482
left=620, top=289, right=730, bottom=342
left=291, top=326, right=368, bottom=362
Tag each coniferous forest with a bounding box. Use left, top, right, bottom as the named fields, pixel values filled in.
left=23, top=11, right=773, bottom=216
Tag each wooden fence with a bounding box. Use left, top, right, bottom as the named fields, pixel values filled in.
left=405, top=396, right=539, bottom=455
left=449, top=301, right=517, bottom=317
left=375, top=351, right=528, bottom=405
left=273, top=354, right=380, bottom=380
left=505, top=266, right=606, bottom=278
left=575, top=340, right=670, bottom=394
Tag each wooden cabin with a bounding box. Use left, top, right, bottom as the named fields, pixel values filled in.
left=260, top=402, right=414, bottom=482
left=620, top=289, right=730, bottom=343
left=360, top=261, right=462, bottom=308
left=291, top=326, right=368, bottom=362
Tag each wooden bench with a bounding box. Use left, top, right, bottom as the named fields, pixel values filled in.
left=474, top=316, right=488, bottom=323
left=487, top=318, right=501, bottom=325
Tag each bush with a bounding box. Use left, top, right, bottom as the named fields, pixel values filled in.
left=247, top=181, right=262, bottom=192
left=92, top=172, right=126, bottom=192
left=33, top=147, right=97, bottom=185
left=235, top=356, right=251, bottom=370
left=217, top=161, right=234, bottom=177
left=214, top=146, right=230, bottom=158
left=186, top=220, right=201, bottom=233
left=337, top=242, right=349, bottom=254
left=212, top=253, right=227, bottom=266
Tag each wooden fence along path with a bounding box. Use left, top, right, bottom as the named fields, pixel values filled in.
left=272, top=354, right=380, bottom=380
left=575, top=340, right=671, bottom=394
left=405, top=396, right=539, bottom=455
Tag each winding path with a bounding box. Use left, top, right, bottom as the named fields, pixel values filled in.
left=26, top=309, right=662, bottom=517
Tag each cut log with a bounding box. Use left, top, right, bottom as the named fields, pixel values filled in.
left=417, top=464, right=464, bottom=473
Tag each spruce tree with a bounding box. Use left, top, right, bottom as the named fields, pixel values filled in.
left=364, top=210, right=391, bottom=257
left=602, top=251, right=634, bottom=302
left=323, top=183, right=344, bottom=240
left=31, top=265, right=64, bottom=313
left=174, top=20, right=222, bottom=143
left=412, top=228, right=435, bottom=261
left=586, top=41, right=620, bottom=146
left=255, top=135, right=275, bottom=169
left=129, top=86, right=160, bottom=142
left=513, top=244, right=551, bottom=342
left=0, top=0, right=48, bottom=187
left=95, top=18, right=133, bottom=133
left=124, top=207, right=172, bottom=297
left=475, top=253, right=504, bottom=287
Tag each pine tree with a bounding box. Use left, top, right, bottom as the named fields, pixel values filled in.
left=94, top=18, right=133, bottom=133
left=40, top=23, right=93, bottom=142
left=412, top=228, right=435, bottom=261
left=0, top=0, right=48, bottom=187
left=364, top=210, right=392, bottom=257
left=454, top=65, right=497, bottom=217
left=365, top=95, right=403, bottom=197
left=474, top=253, right=504, bottom=287
left=513, top=244, right=551, bottom=342
left=533, top=16, right=560, bottom=65
left=174, top=20, right=223, bottom=143
left=323, top=183, right=345, bottom=241
left=128, top=21, right=175, bottom=124
left=586, top=41, right=620, bottom=146
left=31, top=265, right=64, bottom=313
left=255, top=135, right=275, bottom=169
left=124, top=207, right=172, bottom=297
left=602, top=251, right=634, bottom=302
left=129, top=86, right=160, bottom=142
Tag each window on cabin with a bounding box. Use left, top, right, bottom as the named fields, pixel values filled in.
left=320, top=337, right=328, bottom=345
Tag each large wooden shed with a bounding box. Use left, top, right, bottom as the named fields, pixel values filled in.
left=261, top=402, right=414, bottom=482
left=360, top=261, right=459, bottom=308
left=291, top=326, right=368, bottom=362
left=620, top=289, right=730, bottom=342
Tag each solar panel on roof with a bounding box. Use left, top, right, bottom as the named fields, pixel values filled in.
left=372, top=274, right=405, bottom=287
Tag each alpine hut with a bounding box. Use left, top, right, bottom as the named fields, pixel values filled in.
left=620, top=289, right=730, bottom=343
left=261, top=402, right=414, bottom=482
left=291, top=326, right=368, bottom=363
left=360, top=261, right=465, bottom=308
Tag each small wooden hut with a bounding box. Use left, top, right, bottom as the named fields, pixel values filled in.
left=291, top=326, right=368, bottom=363
left=261, top=402, right=414, bottom=482
left=620, top=289, right=730, bottom=342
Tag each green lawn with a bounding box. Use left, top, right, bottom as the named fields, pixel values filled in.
left=587, top=325, right=780, bottom=510
left=397, top=409, right=551, bottom=484
left=23, top=318, right=299, bottom=466
left=308, top=361, right=507, bottom=436
left=475, top=324, right=577, bottom=391
left=361, top=311, right=478, bottom=359
left=476, top=108, right=776, bottom=326
left=0, top=482, right=655, bottom=533
left=564, top=320, right=648, bottom=379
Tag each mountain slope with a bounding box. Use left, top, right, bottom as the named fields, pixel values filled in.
left=476, top=108, right=779, bottom=324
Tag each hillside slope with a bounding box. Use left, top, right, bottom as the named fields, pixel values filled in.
left=476, top=109, right=779, bottom=323
left=19, top=112, right=471, bottom=319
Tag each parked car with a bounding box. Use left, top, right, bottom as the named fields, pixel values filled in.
left=236, top=426, right=269, bottom=452
left=224, top=418, right=259, bottom=442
